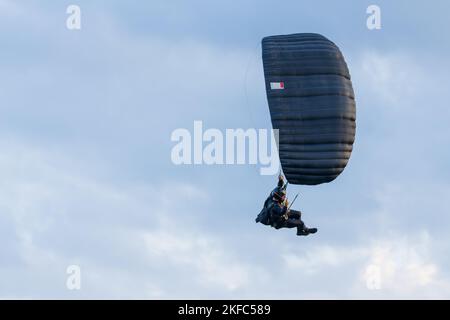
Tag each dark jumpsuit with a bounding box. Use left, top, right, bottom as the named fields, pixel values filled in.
left=266, top=199, right=306, bottom=232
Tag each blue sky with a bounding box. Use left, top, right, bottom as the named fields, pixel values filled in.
left=1, top=0, right=450, bottom=298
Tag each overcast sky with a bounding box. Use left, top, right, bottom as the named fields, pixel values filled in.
left=1, top=0, right=450, bottom=299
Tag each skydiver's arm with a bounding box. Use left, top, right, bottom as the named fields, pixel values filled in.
left=278, top=174, right=284, bottom=187
left=276, top=204, right=288, bottom=218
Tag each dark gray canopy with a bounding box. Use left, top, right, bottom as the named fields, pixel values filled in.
left=262, top=33, right=356, bottom=185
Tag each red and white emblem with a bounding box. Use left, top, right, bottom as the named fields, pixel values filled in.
left=270, top=82, right=284, bottom=90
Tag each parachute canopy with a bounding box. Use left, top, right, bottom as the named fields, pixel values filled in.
left=262, top=33, right=356, bottom=185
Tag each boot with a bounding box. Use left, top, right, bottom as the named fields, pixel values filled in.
left=297, top=227, right=318, bottom=236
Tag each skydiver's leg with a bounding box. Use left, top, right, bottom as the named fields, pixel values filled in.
left=275, top=219, right=316, bottom=236
left=285, top=210, right=305, bottom=233
left=285, top=218, right=305, bottom=231
left=296, top=220, right=318, bottom=236
left=288, top=210, right=318, bottom=236
left=286, top=218, right=313, bottom=236
left=287, top=216, right=318, bottom=236
left=288, top=209, right=301, bottom=220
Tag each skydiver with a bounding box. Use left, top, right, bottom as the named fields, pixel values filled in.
left=256, top=175, right=317, bottom=236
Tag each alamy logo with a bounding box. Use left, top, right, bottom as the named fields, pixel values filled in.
left=66, top=5, right=81, bottom=30
left=170, top=121, right=280, bottom=176
left=66, top=265, right=81, bottom=290
left=366, top=5, right=381, bottom=30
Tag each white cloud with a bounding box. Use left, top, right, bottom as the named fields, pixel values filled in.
left=283, top=245, right=364, bottom=275
left=141, top=230, right=253, bottom=291
left=0, top=138, right=263, bottom=298
left=361, top=232, right=438, bottom=294
left=281, top=230, right=449, bottom=299
left=354, top=51, right=421, bottom=106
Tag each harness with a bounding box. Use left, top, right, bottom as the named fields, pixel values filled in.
left=268, top=201, right=288, bottom=229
